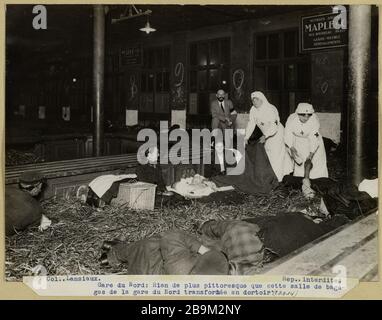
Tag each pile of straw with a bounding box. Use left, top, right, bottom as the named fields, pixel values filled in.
left=6, top=149, right=43, bottom=166
left=5, top=188, right=313, bottom=281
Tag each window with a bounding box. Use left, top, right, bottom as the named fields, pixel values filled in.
left=284, top=31, right=297, bottom=58
left=268, top=34, right=280, bottom=59
left=256, top=35, right=267, bottom=60
left=253, top=30, right=310, bottom=121
left=140, top=46, right=170, bottom=114
left=188, top=38, right=230, bottom=115
left=267, top=65, right=280, bottom=90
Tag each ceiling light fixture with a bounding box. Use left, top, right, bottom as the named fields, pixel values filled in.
left=111, top=5, right=156, bottom=34
left=140, top=16, right=156, bottom=34
left=112, top=5, right=151, bottom=23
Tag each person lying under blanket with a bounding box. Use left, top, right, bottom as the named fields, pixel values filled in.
left=243, top=213, right=349, bottom=260
left=200, top=213, right=350, bottom=270
left=5, top=171, right=51, bottom=236
left=99, top=229, right=229, bottom=275
left=100, top=212, right=350, bottom=275
left=280, top=175, right=378, bottom=220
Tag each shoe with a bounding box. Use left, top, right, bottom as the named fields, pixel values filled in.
left=101, top=240, right=121, bottom=252
left=162, top=191, right=174, bottom=197
left=99, top=252, right=109, bottom=266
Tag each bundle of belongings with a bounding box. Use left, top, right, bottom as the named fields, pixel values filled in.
left=5, top=171, right=51, bottom=236
left=358, top=178, right=378, bottom=198
left=280, top=175, right=378, bottom=220
left=167, top=173, right=233, bottom=199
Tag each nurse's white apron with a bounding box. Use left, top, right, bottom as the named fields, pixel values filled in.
left=292, top=133, right=328, bottom=179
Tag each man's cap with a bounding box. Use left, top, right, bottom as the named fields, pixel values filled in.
left=19, top=171, right=45, bottom=184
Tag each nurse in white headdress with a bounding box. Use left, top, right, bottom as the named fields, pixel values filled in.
left=284, top=103, right=328, bottom=179
left=244, top=91, right=292, bottom=182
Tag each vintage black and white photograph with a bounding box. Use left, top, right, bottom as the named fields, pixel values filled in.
left=4, top=4, right=379, bottom=285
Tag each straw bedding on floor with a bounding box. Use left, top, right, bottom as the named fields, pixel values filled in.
left=5, top=187, right=313, bottom=281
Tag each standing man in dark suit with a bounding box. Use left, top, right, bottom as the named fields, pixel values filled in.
left=210, top=89, right=237, bottom=172
left=210, top=89, right=237, bottom=132
left=211, top=89, right=237, bottom=147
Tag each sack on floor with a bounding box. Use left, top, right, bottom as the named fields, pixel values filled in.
left=5, top=187, right=43, bottom=236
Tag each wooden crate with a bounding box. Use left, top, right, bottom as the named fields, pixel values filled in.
left=112, top=182, right=157, bottom=210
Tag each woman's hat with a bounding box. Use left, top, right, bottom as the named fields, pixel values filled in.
left=190, top=250, right=229, bottom=275
left=250, top=91, right=270, bottom=105
left=251, top=91, right=264, bottom=100
left=296, top=103, right=314, bottom=114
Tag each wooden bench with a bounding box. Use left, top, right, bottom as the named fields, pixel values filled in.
left=6, top=132, right=142, bottom=163
left=5, top=149, right=212, bottom=200
left=261, top=213, right=379, bottom=281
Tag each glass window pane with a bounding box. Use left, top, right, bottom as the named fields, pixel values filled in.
left=148, top=73, right=154, bottom=92
left=190, top=70, right=197, bottom=92
left=267, top=65, right=280, bottom=90
left=189, top=93, right=198, bottom=114
left=156, top=48, right=163, bottom=68
left=156, top=72, right=163, bottom=91
left=254, top=66, right=266, bottom=91
left=221, top=39, right=230, bottom=66
left=163, top=71, right=170, bottom=92
left=297, top=63, right=310, bottom=90
left=148, top=49, right=154, bottom=69
left=284, top=31, right=297, bottom=57
left=190, top=44, right=197, bottom=66
left=268, top=34, right=279, bottom=59
left=197, top=43, right=208, bottom=66
left=198, top=70, right=207, bottom=91
left=209, top=69, right=219, bottom=91
left=285, top=64, right=297, bottom=89
left=143, top=49, right=149, bottom=68
left=163, top=47, right=170, bottom=67
left=256, top=35, right=267, bottom=60
left=141, top=73, right=147, bottom=92
left=210, top=41, right=219, bottom=65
